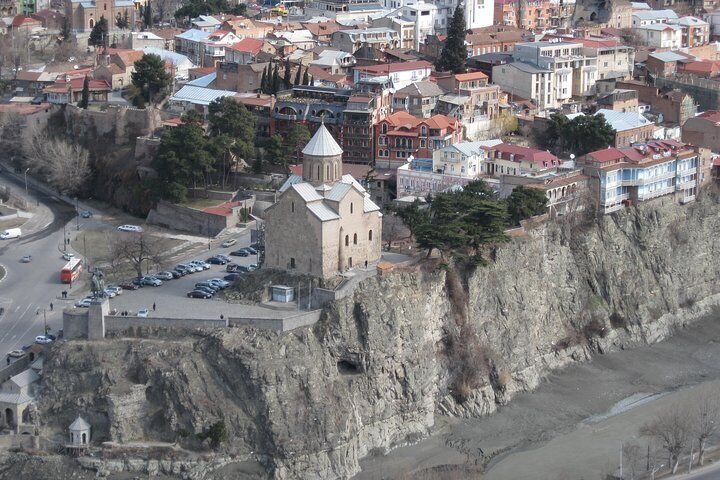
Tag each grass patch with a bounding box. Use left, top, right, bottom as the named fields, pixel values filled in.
left=179, top=198, right=225, bottom=210
left=0, top=217, right=27, bottom=231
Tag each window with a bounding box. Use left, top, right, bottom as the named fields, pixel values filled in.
left=326, top=165, right=330, bottom=178
left=345, top=235, right=349, bottom=246
left=290, top=258, right=295, bottom=268
left=368, top=230, right=373, bottom=241
left=353, top=233, right=358, bottom=244
left=291, top=201, right=294, bottom=213
left=350, top=202, right=354, bottom=213
left=316, top=165, right=320, bottom=179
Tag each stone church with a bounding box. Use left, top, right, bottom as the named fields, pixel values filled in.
left=65, top=0, right=138, bottom=33
left=264, top=124, right=383, bottom=278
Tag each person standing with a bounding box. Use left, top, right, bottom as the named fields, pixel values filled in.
left=50, top=302, right=53, bottom=311
left=153, top=302, right=156, bottom=311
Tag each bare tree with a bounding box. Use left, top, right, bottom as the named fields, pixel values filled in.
left=382, top=212, right=411, bottom=250
left=24, top=126, right=90, bottom=196
left=622, top=441, right=643, bottom=480
left=691, top=385, right=720, bottom=466
left=108, top=232, right=166, bottom=278
left=640, top=404, right=692, bottom=474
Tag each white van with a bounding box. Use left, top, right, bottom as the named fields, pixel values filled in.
left=0, top=228, right=21, bottom=239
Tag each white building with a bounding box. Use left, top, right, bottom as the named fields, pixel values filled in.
left=492, top=61, right=555, bottom=109
left=353, top=60, right=432, bottom=89
left=634, top=23, right=683, bottom=49
left=632, top=9, right=678, bottom=27
left=142, top=47, right=195, bottom=80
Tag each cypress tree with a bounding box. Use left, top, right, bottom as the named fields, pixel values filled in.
left=436, top=6, right=467, bottom=74
left=293, top=63, right=302, bottom=85
left=79, top=75, right=90, bottom=109
left=283, top=58, right=291, bottom=89
left=144, top=0, right=153, bottom=28
left=260, top=65, right=268, bottom=93
left=271, top=63, right=280, bottom=93
left=301, top=66, right=309, bottom=85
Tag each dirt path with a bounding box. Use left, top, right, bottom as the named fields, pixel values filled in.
left=356, top=314, right=720, bottom=480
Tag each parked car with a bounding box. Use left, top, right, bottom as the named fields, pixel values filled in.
left=117, top=224, right=143, bottom=233
left=34, top=335, right=53, bottom=345
left=187, top=290, right=213, bottom=299
left=137, top=308, right=149, bottom=318
left=230, top=249, right=249, bottom=257
left=140, top=276, right=162, bottom=287
left=246, top=247, right=258, bottom=255
left=131, top=278, right=144, bottom=287
left=216, top=253, right=231, bottom=262
left=154, top=271, right=174, bottom=280
left=106, top=286, right=122, bottom=295
left=62, top=252, right=75, bottom=261
left=195, top=282, right=219, bottom=292
left=0, top=228, right=21, bottom=239
left=7, top=350, right=25, bottom=359
left=206, top=256, right=227, bottom=265
left=209, top=278, right=230, bottom=288
left=248, top=264, right=259, bottom=271
left=119, top=282, right=140, bottom=290
left=249, top=242, right=260, bottom=249
left=235, top=265, right=250, bottom=273
left=221, top=238, right=237, bottom=248
left=74, top=298, right=92, bottom=308
left=176, top=264, right=192, bottom=274
left=190, top=260, right=211, bottom=270
left=193, top=286, right=216, bottom=296
left=226, top=263, right=239, bottom=272
left=170, top=270, right=183, bottom=279
left=224, top=273, right=241, bottom=281
left=80, top=210, right=92, bottom=218
left=20, top=255, right=32, bottom=263
left=103, top=289, right=117, bottom=298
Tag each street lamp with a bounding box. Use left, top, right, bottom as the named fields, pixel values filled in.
left=23, top=168, right=29, bottom=195
left=75, top=197, right=79, bottom=230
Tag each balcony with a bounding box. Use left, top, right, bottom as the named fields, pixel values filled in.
left=601, top=192, right=629, bottom=206
left=681, top=194, right=696, bottom=204
left=638, top=185, right=675, bottom=201
left=676, top=179, right=696, bottom=190
left=638, top=170, right=676, bottom=184
left=677, top=167, right=696, bottom=176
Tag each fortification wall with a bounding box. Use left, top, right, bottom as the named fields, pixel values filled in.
left=146, top=201, right=231, bottom=236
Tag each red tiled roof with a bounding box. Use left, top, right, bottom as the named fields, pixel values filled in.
left=44, top=77, right=111, bottom=93
left=488, top=143, right=560, bottom=166
left=354, top=60, right=432, bottom=75
left=227, top=37, right=264, bottom=55
left=713, top=156, right=720, bottom=167
left=12, top=15, right=39, bottom=27
left=587, top=140, right=692, bottom=165
left=454, top=71, right=488, bottom=81
left=203, top=201, right=243, bottom=216
left=680, top=60, right=720, bottom=76
left=588, top=147, right=626, bottom=163
left=696, top=110, right=720, bottom=124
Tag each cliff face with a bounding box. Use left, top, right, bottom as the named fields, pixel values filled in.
left=39, top=191, right=720, bottom=479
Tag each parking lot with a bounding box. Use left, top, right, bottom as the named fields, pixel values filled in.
left=83, top=232, right=274, bottom=319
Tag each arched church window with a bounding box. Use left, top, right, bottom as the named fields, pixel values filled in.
left=353, top=233, right=357, bottom=245
left=345, top=235, right=349, bottom=246
left=368, top=230, right=372, bottom=241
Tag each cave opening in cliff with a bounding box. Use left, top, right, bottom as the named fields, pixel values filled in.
left=337, top=360, right=361, bottom=375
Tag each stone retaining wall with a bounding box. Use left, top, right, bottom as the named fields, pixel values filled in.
left=229, top=310, right=322, bottom=332
left=105, top=316, right=228, bottom=332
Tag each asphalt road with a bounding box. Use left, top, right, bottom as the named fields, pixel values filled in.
left=0, top=170, right=76, bottom=355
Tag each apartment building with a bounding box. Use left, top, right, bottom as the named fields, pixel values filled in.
left=331, top=27, right=401, bottom=52
left=174, top=29, right=211, bottom=66
left=669, top=16, right=710, bottom=47
left=375, top=110, right=462, bottom=169
left=543, top=35, right=634, bottom=81
left=484, top=143, right=561, bottom=176
left=580, top=139, right=699, bottom=214
left=631, top=9, right=678, bottom=27
left=353, top=60, right=433, bottom=89
left=393, top=80, right=446, bottom=117
left=634, top=23, right=683, bottom=49
left=202, top=29, right=243, bottom=67
left=492, top=61, right=555, bottom=108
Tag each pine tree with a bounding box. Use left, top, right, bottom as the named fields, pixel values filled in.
left=260, top=65, right=268, bottom=93
left=61, top=17, right=72, bottom=42
left=301, top=66, right=309, bottom=85
left=79, top=75, right=90, bottom=109
left=283, top=58, right=291, bottom=89
left=293, top=63, right=302, bottom=85
left=271, top=63, right=280, bottom=93
left=144, top=0, right=153, bottom=28
left=436, top=6, right=467, bottom=73
left=88, top=15, right=109, bottom=48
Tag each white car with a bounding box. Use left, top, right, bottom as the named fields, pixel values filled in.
left=35, top=335, right=53, bottom=345
left=106, top=285, right=122, bottom=295
left=190, top=260, right=210, bottom=271
left=74, top=298, right=92, bottom=308
left=118, top=225, right=143, bottom=233
left=103, top=289, right=117, bottom=298
left=137, top=308, right=149, bottom=318
left=62, top=252, right=75, bottom=261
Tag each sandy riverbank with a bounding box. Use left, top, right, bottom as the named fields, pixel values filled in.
left=355, top=313, right=720, bottom=480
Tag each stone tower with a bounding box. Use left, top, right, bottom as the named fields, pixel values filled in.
left=301, top=123, right=344, bottom=186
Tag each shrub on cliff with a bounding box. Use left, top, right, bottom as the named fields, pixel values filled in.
left=505, top=186, right=548, bottom=226
left=197, top=421, right=228, bottom=449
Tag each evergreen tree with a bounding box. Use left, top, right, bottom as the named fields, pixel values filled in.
left=435, top=6, right=467, bottom=73
left=260, top=64, right=268, bottom=94
left=505, top=186, right=548, bottom=226
left=301, top=66, right=309, bottom=85
left=271, top=63, right=280, bottom=93
left=144, top=0, right=153, bottom=28
left=61, top=17, right=72, bottom=42
left=88, top=16, right=109, bottom=48
left=79, top=75, right=90, bottom=109
left=293, top=62, right=302, bottom=85
left=131, top=53, right=172, bottom=106
left=283, top=58, right=291, bottom=89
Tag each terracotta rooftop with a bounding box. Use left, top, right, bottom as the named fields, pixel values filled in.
left=203, top=201, right=243, bottom=216
left=227, top=37, right=264, bottom=55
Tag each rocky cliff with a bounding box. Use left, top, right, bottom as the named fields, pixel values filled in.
left=37, top=190, right=720, bottom=479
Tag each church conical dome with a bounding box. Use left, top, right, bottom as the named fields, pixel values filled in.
left=302, top=124, right=343, bottom=157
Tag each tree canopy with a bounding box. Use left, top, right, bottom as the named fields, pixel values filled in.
left=506, top=186, right=548, bottom=225
left=540, top=113, right=616, bottom=157
left=435, top=6, right=467, bottom=73
left=88, top=16, right=109, bottom=47
left=130, top=53, right=172, bottom=107
left=174, top=0, right=231, bottom=19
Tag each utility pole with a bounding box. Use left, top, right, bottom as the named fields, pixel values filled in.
left=23, top=168, right=29, bottom=194
left=689, top=440, right=694, bottom=473
left=75, top=197, right=79, bottom=230
left=619, top=442, right=623, bottom=480
left=43, top=309, right=47, bottom=335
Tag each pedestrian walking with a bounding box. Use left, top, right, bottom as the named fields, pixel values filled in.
left=220, top=314, right=224, bottom=320
left=208, top=243, right=211, bottom=251
left=50, top=302, right=53, bottom=311
left=153, top=302, right=156, bottom=311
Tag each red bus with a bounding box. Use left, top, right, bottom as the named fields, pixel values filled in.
left=60, top=258, right=83, bottom=283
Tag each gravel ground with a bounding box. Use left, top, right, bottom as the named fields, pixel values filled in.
left=356, top=313, right=720, bottom=480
